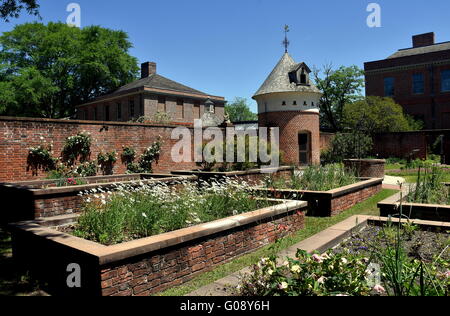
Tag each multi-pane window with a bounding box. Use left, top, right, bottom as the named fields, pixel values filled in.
left=413, top=73, right=424, bottom=94
left=384, top=77, right=395, bottom=97
left=441, top=70, right=450, bottom=92
left=117, top=103, right=122, bottom=120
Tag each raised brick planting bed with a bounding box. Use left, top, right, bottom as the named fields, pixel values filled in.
left=9, top=199, right=307, bottom=296
left=344, top=159, right=386, bottom=178
left=378, top=188, right=450, bottom=222
left=0, top=174, right=195, bottom=224
left=170, top=166, right=294, bottom=185
left=253, top=178, right=383, bottom=217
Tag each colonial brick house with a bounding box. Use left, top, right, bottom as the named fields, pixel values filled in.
left=365, top=32, right=450, bottom=129
left=76, top=62, right=226, bottom=125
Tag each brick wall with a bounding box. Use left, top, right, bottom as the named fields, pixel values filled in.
left=320, top=132, right=335, bottom=152
left=0, top=116, right=200, bottom=182
left=259, top=111, right=320, bottom=165
left=330, top=183, right=382, bottom=216
left=100, top=209, right=305, bottom=296
left=372, top=132, right=428, bottom=160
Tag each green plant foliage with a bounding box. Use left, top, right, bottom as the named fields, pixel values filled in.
left=239, top=250, right=372, bottom=296
left=343, top=96, right=421, bottom=134
left=121, top=146, right=136, bottom=165
left=224, top=97, right=258, bottom=123
left=97, top=151, right=117, bottom=175
left=0, top=22, right=138, bottom=118
left=407, top=164, right=450, bottom=205
left=27, top=143, right=57, bottom=175
left=321, top=132, right=373, bottom=164
left=74, top=161, right=97, bottom=177
left=312, top=65, right=365, bottom=132
left=0, top=0, right=39, bottom=21
left=264, top=164, right=357, bottom=192
left=62, top=132, right=92, bottom=166
left=74, top=179, right=270, bottom=245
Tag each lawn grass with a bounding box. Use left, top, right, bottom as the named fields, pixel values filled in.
left=386, top=171, right=450, bottom=183
left=157, top=189, right=398, bottom=296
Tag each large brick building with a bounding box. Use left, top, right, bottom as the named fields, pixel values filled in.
left=253, top=52, right=322, bottom=165
left=365, top=32, right=450, bottom=129
left=76, top=62, right=226, bottom=125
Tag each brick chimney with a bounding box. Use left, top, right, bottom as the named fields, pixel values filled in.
left=412, top=32, right=435, bottom=48
left=141, top=62, right=157, bottom=78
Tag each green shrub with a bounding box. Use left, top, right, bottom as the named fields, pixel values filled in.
left=74, top=179, right=268, bottom=245
left=321, top=132, right=373, bottom=164
left=62, top=132, right=92, bottom=166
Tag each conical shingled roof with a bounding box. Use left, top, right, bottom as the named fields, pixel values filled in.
left=253, top=53, right=321, bottom=98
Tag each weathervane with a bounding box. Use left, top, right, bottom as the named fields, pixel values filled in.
left=283, top=25, right=290, bottom=53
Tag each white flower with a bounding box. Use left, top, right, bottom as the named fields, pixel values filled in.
left=341, top=258, right=348, bottom=264
left=267, top=269, right=274, bottom=275
left=142, top=213, right=147, bottom=218
left=291, top=265, right=301, bottom=273
left=317, top=276, right=326, bottom=284
left=278, top=282, right=288, bottom=290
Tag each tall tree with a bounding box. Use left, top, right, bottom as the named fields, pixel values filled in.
left=225, top=97, right=258, bottom=122
left=312, top=64, right=365, bottom=132
left=343, top=96, right=422, bottom=134
left=0, top=22, right=139, bottom=118
left=0, top=0, right=39, bottom=21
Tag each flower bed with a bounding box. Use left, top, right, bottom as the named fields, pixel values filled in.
left=253, top=166, right=382, bottom=216
left=379, top=166, right=450, bottom=222
left=170, top=166, right=294, bottom=185
left=0, top=174, right=194, bottom=224
left=9, top=193, right=307, bottom=296
left=238, top=216, right=449, bottom=296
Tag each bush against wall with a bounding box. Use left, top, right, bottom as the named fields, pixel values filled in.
left=97, top=151, right=118, bottom=175
left=62, top=132, right=92, bottom=166
left=27, top=142, right=58, bottom=175
left=321, top=132, right=373, bottom=164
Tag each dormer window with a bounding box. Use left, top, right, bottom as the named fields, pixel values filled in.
left=303, top=101, right=307, bottom=106
left=282, top=101, right=287, bottom=106
left=288, top=63, right=311, bottom=86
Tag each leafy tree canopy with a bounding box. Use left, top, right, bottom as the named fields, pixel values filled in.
left=0, top=0, right=39, bottom=21
left=312, top=64, right=365, bottom=132
left=225, top=97, right=258, bottom=122
left=0, top=22, right=139, bottom=118
left=343, top=96, right=423, bottom=134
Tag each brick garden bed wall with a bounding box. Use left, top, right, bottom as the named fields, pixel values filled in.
left=10, top=200, right=307, bottom=296
left=378, top=189, right=450, bottom=222
left=0, top=175, right=194, bottom=223
left=0, top=116, right=199, bottom=182
left=343, top=159, right=386, bottom=179
left=255, top=178, right=383, bottom=217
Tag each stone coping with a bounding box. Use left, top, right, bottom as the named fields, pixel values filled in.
left=344, top=159, right=386, bottom=163
left=1, top=175, right=196, bottom=197
left=378, top=189, right=450, bottom=210
left=170, top=166, right=294, bottom=177
left=251, top=177, right=383, bottom=198
left=9, top=199, right=307, bottom=266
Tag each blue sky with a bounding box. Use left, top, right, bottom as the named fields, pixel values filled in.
left=1, top=0, right=450, bottom=112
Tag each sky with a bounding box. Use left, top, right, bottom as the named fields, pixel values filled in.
left=1, top=0, right=450, bottom=112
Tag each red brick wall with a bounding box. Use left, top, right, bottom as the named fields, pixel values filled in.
left=330, top=183, right=382, bottom=216
left=100, top=209, right=305, bottom=296
left=259, top=111, right=320, bottom=165
left=372, top=132, right=428, bottom=160
left=0, top=116, right=199, bottom=182
left=365, top=50, right=450, bottom=130
left=320, top=132, right=335, bottom=152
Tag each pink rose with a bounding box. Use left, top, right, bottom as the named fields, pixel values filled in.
left=312, top=254, right=323, bottom=263
left=373, top=284, right=386, bottom=294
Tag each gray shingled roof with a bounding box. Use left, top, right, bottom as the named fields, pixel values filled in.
left=388, top=41, right=450, bottom=59
left=113, top=73, right=208, bottom=96
left=253, top=53, right=321, bottom=98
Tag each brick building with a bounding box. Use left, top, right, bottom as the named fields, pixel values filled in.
left=76, top=62, right=226, bottom=125
left=365, top=32, right=450, bottom=129
left=253, top=52, right=322, bottom=165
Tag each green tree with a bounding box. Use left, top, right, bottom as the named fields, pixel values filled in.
left=0, top=0, right=39, bottom=21
left=0, top=22, right=139, bottom=118
left=312, top=64, right=365, bottom=132
left=343, top=96, right=421, bottom=134
left=225, top=97, right=258, bottom=122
